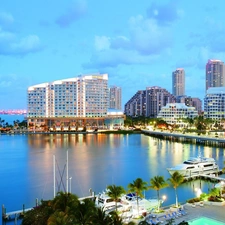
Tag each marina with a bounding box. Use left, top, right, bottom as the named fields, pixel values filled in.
left=0, top=133, right=225, bottom=224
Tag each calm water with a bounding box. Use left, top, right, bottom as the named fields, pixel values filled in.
left=0, top=132, right=225, bottom=224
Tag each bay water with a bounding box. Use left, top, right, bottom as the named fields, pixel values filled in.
left=0, top=132, right=225, bottom=224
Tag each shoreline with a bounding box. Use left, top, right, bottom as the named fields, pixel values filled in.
left=2, top=128, right=225, bottom=146
left=0, top=129, right=142, bottom=135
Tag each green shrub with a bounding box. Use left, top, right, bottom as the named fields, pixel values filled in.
left=200, top=193, right=208, bottom=200
left=208, top=196, right=223, bottom=202
left=187, top=197, right=200, bottom=203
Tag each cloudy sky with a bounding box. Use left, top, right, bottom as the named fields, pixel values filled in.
left=1, top=0, right=225, bottom=109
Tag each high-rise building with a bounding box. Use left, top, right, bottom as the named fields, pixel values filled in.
left=28, top=74, right=109, bottom=118
left=204, top=87, right=225, bottom=120
left=26, top=74, right=125, bottom=131
left=206, top=59, right=225, bottom=91
left=172, top=68, right=185, bottom=96
left=124, top=86, right=175, bottom=118
left=145, top=86, right=176, bottom=118
left=124, top=90, right=146, bottom=117
left=109, top=86, right=122, bottom=110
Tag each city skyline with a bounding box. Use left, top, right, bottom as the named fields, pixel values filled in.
left=1, top=0, right=225, bottom=109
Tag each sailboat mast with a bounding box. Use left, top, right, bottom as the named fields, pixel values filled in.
left=53, top=155, right=56, bottom=198
left=66, top=150, right=68, bottom=193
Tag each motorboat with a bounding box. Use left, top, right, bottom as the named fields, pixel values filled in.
left=95, top=190, right=127, bottom=211
left=167, top=154, right=219, bottom=177
left=95, top=190, right=161, bottom=214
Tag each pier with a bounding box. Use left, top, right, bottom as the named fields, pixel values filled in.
left=2, top=198, right=40, bottom=222
left=2, top=205, right=33, bottom=220
left=142, top=129, right=225, bottom=147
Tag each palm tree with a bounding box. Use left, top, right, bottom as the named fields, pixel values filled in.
left=47, top=211, right=73, bottom=225
left=106, top=184, right=126, bottom=211
left=73, top=198, right=97, bottom=225
left=108, top=211, right=123, bottom=225
left=167, top=171, right=184, bottom=207
left=127, top=178, right=148, bottom=217
left=91, top=207, right=113, bottom=225
left=51, top=192, right=79, bottom=213
left=149, top=176, right=168, bottom=212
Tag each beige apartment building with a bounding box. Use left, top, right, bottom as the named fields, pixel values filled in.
left=27, top=74, right=124, bottom=131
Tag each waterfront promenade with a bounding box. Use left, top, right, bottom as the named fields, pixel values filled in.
left=142, top=129, right=225, bottom=147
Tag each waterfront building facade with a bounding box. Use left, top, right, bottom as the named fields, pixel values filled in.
left=27, top=74, right=125, bottom=131
left=176, top=96, right=202, bottom=114
left=206, top=59, right=225, bottom=91
left=109, top=86, right=122, bottom=110
left=157, top=103, right=198, bottom=127
left=124, top=86, right=175, bottom=118
left=172, top=68, right=185, bottom=96
left=204, top=87, right=225, bottom=120
left=124, top=90, right=146, bottom=117
left=145, top=86, right=176, bottom=118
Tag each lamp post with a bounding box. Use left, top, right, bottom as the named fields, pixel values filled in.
left=162, top=195, right=167, bottom=208
left=69, top=177, right=72, bottom=193
left=195, top=187, right=202, bottom=197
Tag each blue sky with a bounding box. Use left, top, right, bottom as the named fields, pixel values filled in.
left=1, top=0, right=225, bottom=110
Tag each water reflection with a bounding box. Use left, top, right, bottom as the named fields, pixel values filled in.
left=0, top=133, right=224, bottom=213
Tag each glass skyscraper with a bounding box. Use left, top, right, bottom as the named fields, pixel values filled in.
left=172, top=68, right=185, bottom=97
left=206, top=59, right=225, bottom=91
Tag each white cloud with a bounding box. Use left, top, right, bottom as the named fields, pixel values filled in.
left=11, top=35, right=41, bottom=53
left=83, top=48, right=158, bottom=69
left=0, top=33, right=42, bottom=55
left=0, top=11, right=43, bottom=56
left=94, top=36, right=110, bottom=51
left=129, top=15, right=171, bottom=55
left=85, top=13, right=172, bottom=70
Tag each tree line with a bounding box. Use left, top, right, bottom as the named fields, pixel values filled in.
left=21, top=173, right=186, bottom=225
left=124, top=115, right=225, bottom=132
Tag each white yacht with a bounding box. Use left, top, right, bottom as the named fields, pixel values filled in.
left=95, top=191, right=161, bottom=214
left=167, top=155, right=219, bottom=177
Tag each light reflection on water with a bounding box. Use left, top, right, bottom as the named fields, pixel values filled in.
left=0, top=133, right=225, bottom=215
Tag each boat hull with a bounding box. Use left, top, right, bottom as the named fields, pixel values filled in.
left=167, top=166, right=219, bottom=177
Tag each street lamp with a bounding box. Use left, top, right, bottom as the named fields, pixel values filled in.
left=69, top=177, right=72, bottom=193
left=161, top=195, right=167, bottom=208
left=195, top=188, right=202, bottom=197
